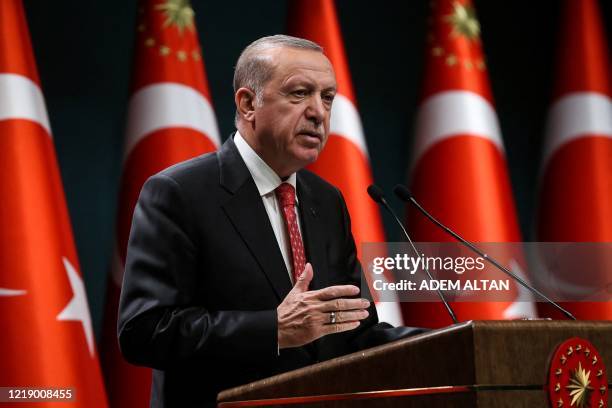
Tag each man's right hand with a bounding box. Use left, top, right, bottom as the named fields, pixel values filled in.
left=277, top=263, right=370, bottom=349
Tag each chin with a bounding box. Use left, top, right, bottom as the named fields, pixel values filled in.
left=301, top=150, right=321, bottom=166
left=289, top=146, right=319, bottom=166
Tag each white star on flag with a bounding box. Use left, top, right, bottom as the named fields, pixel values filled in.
left=57, top=257, right=95, bottom=357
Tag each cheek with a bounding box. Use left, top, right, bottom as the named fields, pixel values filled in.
left=275, top=105, right=301, bottom=129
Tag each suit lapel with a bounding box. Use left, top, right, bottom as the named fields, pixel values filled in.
left=219, top=137, right=293, bottom=301
left=297, top=173, right=328, bottom=291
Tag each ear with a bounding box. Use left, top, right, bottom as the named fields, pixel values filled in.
left=235, top=88, right=257, bottom=123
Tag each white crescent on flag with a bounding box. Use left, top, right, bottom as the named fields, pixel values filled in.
left=123, top=83, right=221, bottom=159
left=542, top=92, right=612, bottom=168
left=0, top=73, right=50, bottom=134
left=412, top=90, right=504, bottom=167
left=330, top=93, right=369, bottom=157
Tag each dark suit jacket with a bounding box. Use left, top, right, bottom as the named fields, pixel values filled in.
left=118, top=136, right=422, bottom=407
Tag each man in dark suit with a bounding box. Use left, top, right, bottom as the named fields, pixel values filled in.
left=118, top=35, right=420, bottom=408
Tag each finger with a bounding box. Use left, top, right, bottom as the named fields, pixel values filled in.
left=321, top=321, right=361, bottom=336
left=312, top=284, right=360, bottom=301
left=319, top=298, right=370, bottom=312
left=330, top=310, right=369, bottom=324
left=291, top=263, right=313, bottom=293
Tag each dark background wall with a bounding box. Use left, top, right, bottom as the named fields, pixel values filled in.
left=21, top=0, right=612, bottom=337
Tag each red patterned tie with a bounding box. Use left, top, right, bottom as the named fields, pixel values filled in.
left=276, top=183, right=306, bottom=282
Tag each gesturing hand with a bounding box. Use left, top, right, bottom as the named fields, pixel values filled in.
left=277, top=263, right=370, bottom=349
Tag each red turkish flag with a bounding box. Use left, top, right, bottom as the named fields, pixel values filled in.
left=288, top=0, right=403, bottom=326
left=0, top=1, right=108, bottom=406
left=537, top=0, right=612, bottom=319
left=99, top=1, right=221, bottom=406
left=403, top=0, right=536, bottom=328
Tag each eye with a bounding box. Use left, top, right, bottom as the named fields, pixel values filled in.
left=322, top=93, right=335, bottom=104
left=292, top=89, right=308, bottom=98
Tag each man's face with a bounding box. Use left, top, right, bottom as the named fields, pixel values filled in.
left=252, top=47, right=336, bottom=176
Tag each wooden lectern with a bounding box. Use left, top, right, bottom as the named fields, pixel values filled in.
left=217, top=321, right=612, bottom=407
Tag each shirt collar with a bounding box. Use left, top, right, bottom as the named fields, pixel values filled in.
left=234, top=131, right=298, bottom=199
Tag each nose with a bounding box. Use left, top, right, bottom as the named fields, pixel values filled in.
left=305, top=94, right=326, bottom=126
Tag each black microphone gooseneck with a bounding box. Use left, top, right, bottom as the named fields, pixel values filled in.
left=367, top=185, right=458, bottom=324
left=393, top=184, right=576, bottom=320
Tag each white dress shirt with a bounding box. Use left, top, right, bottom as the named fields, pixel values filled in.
left=234, top=131, right=303, bottom=284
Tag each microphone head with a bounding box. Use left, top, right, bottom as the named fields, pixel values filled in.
left=367, top=184, right=386, bottom=204
left=393, top=184, right=413, bottom=202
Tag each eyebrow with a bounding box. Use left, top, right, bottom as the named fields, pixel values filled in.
left=284, top=76, right=336, bottom=91
left=288, top=83, right=337, bottom=95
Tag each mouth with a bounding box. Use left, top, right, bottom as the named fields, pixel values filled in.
left=297, top=130, right=323, bottom=142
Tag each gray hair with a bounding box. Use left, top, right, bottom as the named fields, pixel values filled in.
left=233, top=35, right=323, bottom=123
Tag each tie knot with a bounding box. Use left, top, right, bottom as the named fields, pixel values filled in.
left=276, top=183, right=296, bottom=207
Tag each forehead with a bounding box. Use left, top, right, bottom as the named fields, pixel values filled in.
left=266, top=47, right=336, bottom=86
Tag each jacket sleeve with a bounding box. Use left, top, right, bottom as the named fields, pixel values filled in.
left=117, top=173, right=278, bottom=370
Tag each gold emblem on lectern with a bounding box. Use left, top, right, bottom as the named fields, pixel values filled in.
left=566, top=362, right=593, bottom=407
left=548, top=338, right=608, bottom=408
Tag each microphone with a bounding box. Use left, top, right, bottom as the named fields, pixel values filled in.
left=393, top=184, right=576, bottom=320
left=367, top=185, right=458, bottom=324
